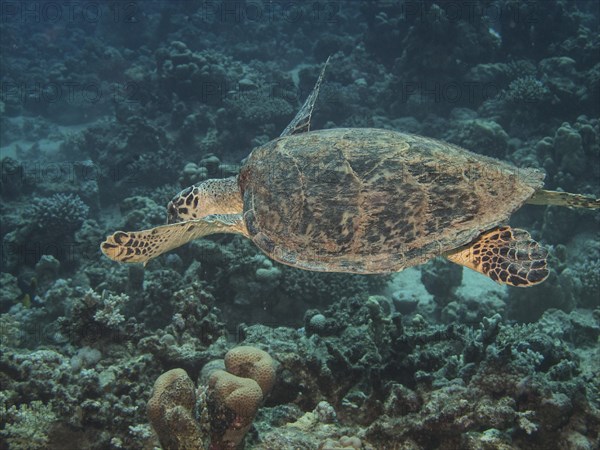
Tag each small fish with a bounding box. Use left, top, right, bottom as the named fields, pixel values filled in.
left=21, top=293, right=31, bottom=309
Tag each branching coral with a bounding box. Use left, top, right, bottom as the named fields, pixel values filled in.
left=503, top=76, right=550, bottom=104
left=1, top=400, right=57, bottom=449
left=31, top=193, right=89, bottom=233
left=92, top=290, right=128, bottom=328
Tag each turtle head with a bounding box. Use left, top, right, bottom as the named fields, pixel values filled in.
left=167, top=185, right=196, bottom=224
left=166, top=178, right=243, bottom=224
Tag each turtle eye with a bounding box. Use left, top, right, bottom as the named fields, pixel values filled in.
left=167, top=201, right=179, bottom=224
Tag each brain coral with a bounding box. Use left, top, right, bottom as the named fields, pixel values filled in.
left=208, top=370, right=264, bottom=418
left=207, top=346, right=277, bottom=449
left=147, top=368, right=204, bottom=450
left=224, top=345, right=276, bottom=396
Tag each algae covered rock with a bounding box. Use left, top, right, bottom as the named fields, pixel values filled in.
left=453, top=118, right=509, bottom=158
left=0, top=272, right=22, bottom=313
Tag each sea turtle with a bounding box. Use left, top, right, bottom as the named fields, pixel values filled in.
left=101, top=59, right=599, bottom=287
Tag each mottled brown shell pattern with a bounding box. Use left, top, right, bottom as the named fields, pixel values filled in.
left=238, top=128, right=544, bottom=274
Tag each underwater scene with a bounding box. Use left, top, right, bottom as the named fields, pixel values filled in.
left=1, top=1, right=599, bottom=449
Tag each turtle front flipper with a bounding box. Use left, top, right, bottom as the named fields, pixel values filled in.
left=101, top=214, right=247, bottom=264
left=279, top=56, right=330, bottom=137
left=445, top=226, right=549, bottom=287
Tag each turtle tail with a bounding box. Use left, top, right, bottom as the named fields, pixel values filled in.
left=526, top=189, right=600, bottom=209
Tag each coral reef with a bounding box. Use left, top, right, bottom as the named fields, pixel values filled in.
left=155, top=42, right=230, bottom=106
left=0, top=2, right=599, bottom=449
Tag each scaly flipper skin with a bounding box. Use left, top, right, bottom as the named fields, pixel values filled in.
left=167, top=177, right=243, bottom=223
left=101, top=214, right=246, bottom=264
left=446, top=226, right=549, bottom=287
left=526, top=189, right=600, bottom=209
left=279, top=55, right=330, bottom=137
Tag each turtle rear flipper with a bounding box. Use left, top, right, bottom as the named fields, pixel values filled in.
left=527, top=189, right=600, bottom=209
left=101, top=214, right=246, bottom=265
left=446, top=226, right=549, bottom=287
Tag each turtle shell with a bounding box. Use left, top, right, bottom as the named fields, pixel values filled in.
left=238, top=128, right=544, bottom=274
